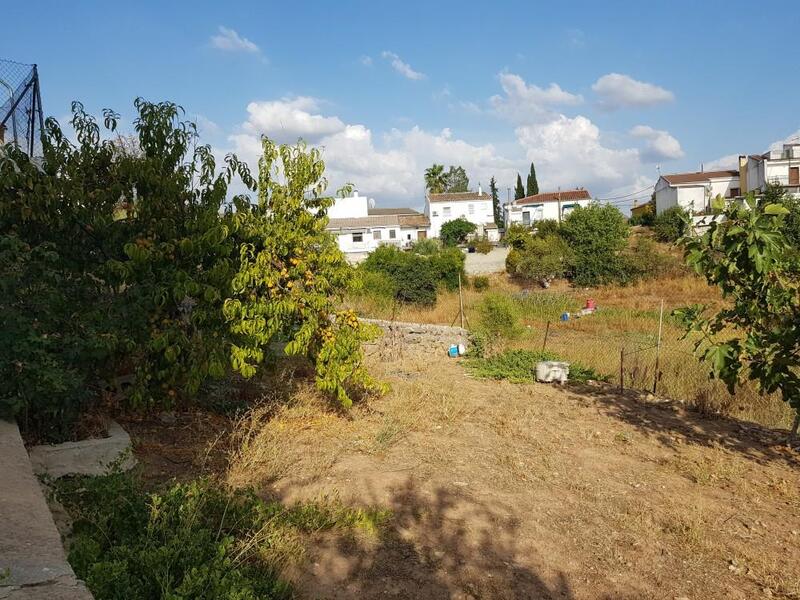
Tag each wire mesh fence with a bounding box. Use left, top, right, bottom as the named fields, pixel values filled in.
left=0, top=58, right=44, bottom=158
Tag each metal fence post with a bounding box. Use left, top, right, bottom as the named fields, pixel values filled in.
left=653, top=299, right=664, bottom=394
left=542, top=321, right=550, bottom=352
left=619, top=348, right=624, bottom=393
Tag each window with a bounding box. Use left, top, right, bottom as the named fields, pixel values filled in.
left=432, top=211, right=439, bottom=217
left=407, top=234, right=411, bottom=240
left=352, top=232, right=363, bottom=243
left=729, top=188, right=740, bottom=198
left=389, top=229, right=396, bottom=239
left=522, top=211, right=530, bottom=226
left=373, top=230, right=382, bottom=240
left=443, top=206, right=452, bottom=218
left=468, top=203, right=475, bottom=215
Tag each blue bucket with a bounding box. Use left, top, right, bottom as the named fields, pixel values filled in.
left=448, top=344, right=459, bottom=358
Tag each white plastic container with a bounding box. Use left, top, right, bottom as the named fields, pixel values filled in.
left=535, top=361, right=570, bottom=383
left=457, top=343, right=466, bottom=356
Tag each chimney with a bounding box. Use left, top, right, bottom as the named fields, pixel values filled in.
left=478, top=183, right=483, bottom=196
left=353, top=190, right=359, bottom=197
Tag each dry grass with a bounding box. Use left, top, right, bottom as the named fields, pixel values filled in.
left=346, top=271, right=796, bottom=430
left=223, top=347, right=800, bottom=599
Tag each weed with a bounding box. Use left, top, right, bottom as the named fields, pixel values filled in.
left=465, top=349, right=608, bottom=384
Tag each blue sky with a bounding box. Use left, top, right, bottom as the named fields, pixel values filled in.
left=5, top=0, right=800, bottom=210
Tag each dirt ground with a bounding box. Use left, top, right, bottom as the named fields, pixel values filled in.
left=129, top=348, right=800, bottom=600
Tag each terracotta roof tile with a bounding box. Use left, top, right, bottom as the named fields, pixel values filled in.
left=513, top=189, right=592, bottom=205
left=428, top=191, right=491, bottom=203
left=661, top=170, right=739, bottom=185
left=368, top=207, right=419, bottom=216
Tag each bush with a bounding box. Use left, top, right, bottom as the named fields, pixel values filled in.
left=409, top=237, right=440, bottom=256
left=472, top=275, right=490, bottom=291
left=476, top=293, right=521, bottom=340
left=620, top=237, right=682, bottom=282
left=653, top=206, right=689, bottom=242
left=629, top=199, right=656, bottom=226
left=465, top=349, right=608, bottom=383
left=55, top=470, right=387, bottom=600
left=440, top=217, right=477, bottom=246
left=504, top=223, right=533, bottom=250
left=0, top=100, right=381, bottom=438
left=361, top=244, right=464, bottom=304
left=473, top=237, right=493, bottom=254
left=508, top=235, right=573, bottom=283
left=532, top=219, right=560, bottom=238
left=560, top=204, right=630, bottom=286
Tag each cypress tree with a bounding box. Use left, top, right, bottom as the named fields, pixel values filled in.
left=526, top=162, right=539, bottom=197
left=489, top=176, right=502, bottom=228
left=514, top=173, right=525, bottom=200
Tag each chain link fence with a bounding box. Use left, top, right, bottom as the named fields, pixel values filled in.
left=0, top=58, right=44, bottom=158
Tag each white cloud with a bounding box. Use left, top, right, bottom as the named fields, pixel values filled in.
left=630, top=125, right=684, bottom=162
left=592, top=73, right=674, bottom=110
left=381, top=51, right=426, bottom=80
left=240, top=97, right=345, bottom=143
left=210, top=26, right=261, bottom=55
left=490, top=72, right=582, bottom=123
left=194, top=114, right=221, bottom=136
left=515, top=115, right=641, bottom=192
left=226, top=99, right=515, bottom=204
left=359, top=55, right=373, bottom=67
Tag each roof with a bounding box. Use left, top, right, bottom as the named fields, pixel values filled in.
left=326, top=212, right=429, bottom=230
left=661, top=170, right=739, bottom=185
left=513, top=189, right=592, bottom=205
left=427, top=191, right=491, bottom=203
left=367, top=207, right=419, bottom=216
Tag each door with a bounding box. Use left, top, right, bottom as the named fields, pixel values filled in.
left=417, top=230, right=427, bottom=240
left=789, top=167, right=799, bottom=185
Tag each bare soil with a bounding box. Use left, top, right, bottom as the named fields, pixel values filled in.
left=129, top=348, right=800, bottom=599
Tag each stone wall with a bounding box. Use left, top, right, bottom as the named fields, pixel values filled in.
left=361, top=318, right=468, bottom=351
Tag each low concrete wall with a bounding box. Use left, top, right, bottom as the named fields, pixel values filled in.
left=0, top=419, right=93, bottom=599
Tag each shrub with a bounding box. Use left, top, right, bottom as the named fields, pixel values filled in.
left=473, top=236, right=493, bottom=254
left=621, top=237, right=682, bottom=282
left=504, top=223, right=533, bottom=250
left=362, top=245, right=438, bottom=305
left=653, top=206, right=689, bottom=242
left=440, top=217, right=477, bottom=246
left=0, top=100, right=381, bottom=438
left=509, top=235, right=573, bottom=283
left=428, top=246, right=466, bottom=291
left=472, top=275, right=490, bottom=291
left=476, top=293, right=521, bottom=340
left=560, top=204, right=630, bottom=286
left=55, top=470, right=387, bottom=600
left=629, top=199, right=656, bottom=226
left=466, top=349, right=608, bottom=383
left=532, top=219, right=560, bottom=238
left=409, top=237, right=440, bottom=256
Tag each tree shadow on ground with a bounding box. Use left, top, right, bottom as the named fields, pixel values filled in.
left=566, top=383, right=799, bottom=468
left=293, top=477, right=639, bottom=600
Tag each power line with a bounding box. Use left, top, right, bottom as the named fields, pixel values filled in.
left=595, top=185, right=654, bottom=202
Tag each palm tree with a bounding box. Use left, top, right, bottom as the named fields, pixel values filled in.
left=424, top=164, right=447, bottom=194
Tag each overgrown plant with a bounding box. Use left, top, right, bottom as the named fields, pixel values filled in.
left=675, top=195, right=800, bottom=437
left=0, top=99, right=380, bottom=437
left=440, top=217, right=476, bottom=246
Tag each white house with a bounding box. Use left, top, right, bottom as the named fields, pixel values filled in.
left=741, top=143, right=800, bottom=198
left=504, top=189, right=592, bottom=227
left=424, top=188, right=499, bottom=241
left=325, top=192, right=430, bottom=255
left=654, top=170, right=740, bottom=215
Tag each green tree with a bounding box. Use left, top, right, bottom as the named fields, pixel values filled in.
left=526, top=162, right=539, bottom=197
left=440, top=217, right=477, bottom=246
left=675, top=195, right=800, bottom=438
left=560, top=204, right=629, bottom=286
left=509, top=235, right=573, bottom=283
left=764, top=180, right=800, bottom=249
left=489, top=176, right=503, bottom=228
left=0, top=99, right=381, bottom=437
left=653, top=206, right=689, bottom=242
left=514, top=173, right=525, bottom=200
left=444, top=165, right=469, bottom=193
left=424, top=164, right=447, bottom=194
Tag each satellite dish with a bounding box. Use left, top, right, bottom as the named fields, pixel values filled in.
left=368, top=197, right=376, bottom=209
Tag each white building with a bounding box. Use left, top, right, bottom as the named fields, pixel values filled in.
left=504, top=189, right=592, bottom=227
left=325, top=192, right=430, bottom=255
left=424, top=188, right=499, bottom=241
left=741, top=143, right=800, bottom=198
left=654, top=170, right=740, bottom=215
